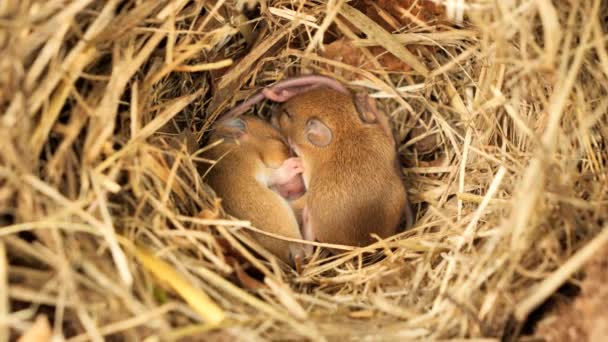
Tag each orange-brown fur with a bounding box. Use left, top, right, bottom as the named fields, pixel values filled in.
left=203, top=117, right=307, bottom=264
left=275, top=88, right=408, bottom=247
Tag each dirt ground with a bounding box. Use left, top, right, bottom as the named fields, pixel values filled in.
left=535, top=246, right=608, bottom=341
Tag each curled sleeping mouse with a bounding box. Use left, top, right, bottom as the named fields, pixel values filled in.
left=272, top=86, right=414, bottom=248
left=221, top=75, right=414, bottom=250
left=203, top=116, right=311, bottom=266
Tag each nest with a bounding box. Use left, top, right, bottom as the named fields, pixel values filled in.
left=1, top=0, right=607, bottom=340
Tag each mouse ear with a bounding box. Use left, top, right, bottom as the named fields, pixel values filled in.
left=215, top=117, right=247, bottom=138
left=353, top=91, right=379, bottom=123
left=305, top=119, right=332, bottom=147
left=354, top=91, right=395, bottom=143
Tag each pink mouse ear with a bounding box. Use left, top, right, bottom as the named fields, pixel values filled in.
left=305, top=118, right=332, bottom=147
left=215, top=117, right=247, bottom=138
left=353, top=91, right=395, bottom=143
left=353, top=91, right=379, bottom=123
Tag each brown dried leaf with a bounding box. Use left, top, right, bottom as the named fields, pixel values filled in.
left=369, top=45, right=413, bottom=72
left=409, top=125, right=441, bottom=154
left=416, top=153, right=448, bottom=168
left=320, top=38, right=411, bottom=80
left=351, top=0, right=448, bottom=31
left=229, top=257, right=267, bottom=290
left=340, top=4, right=429, bottom=76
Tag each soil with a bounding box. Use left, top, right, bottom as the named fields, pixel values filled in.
left=534, top=245, right=608, bottom=341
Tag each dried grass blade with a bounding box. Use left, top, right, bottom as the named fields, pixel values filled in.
left=84, top=28, right=167, bottom=163
left=269, top=7, right=319, bottom=29
left=509, top=0, right=599, bottom=256
left=194, top=265, right=323, bottom=340
left=304, top=0, right=345, bottom=51
left=66, top=304, right=177, bottom=342
left=264, top=277, right=308, bottom=320
left=90, top=172, right=133, bottom=286
left=593, top=20, right=608, bottom=79
left=95, top=89, right=203, bottom=173
left=22, top=174, right=131, bottom=286
left=353, top=30, right=479, bottom=47
left=535, top=0, right=561, bottom=68
left=75, top=305, right=104, bottom=342
left=26, top=0, right=119, bottom=117
left=24, top=21, right=71, bottom=91
left=218, top=28, right=290, bottom=90
left=30, top=47, right=97, bottom=158
left=461, top=167, right=506, bottom=246
left=21, top=0, right=94, bottom=60
left=132, top=245, right=225, bottom=325
left=174, top=59, right=234, bottom=72
left=134, top=89, right=205, bottom=142
left=515, top=225, right=608, bottom=321
left=0, top=242, right=7, bottom=342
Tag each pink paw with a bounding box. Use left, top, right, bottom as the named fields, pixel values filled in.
left=269, top=158, right=305, bottom=199
left=270, top=158, right=303, bottom=185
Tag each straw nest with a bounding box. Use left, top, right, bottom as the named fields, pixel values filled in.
left=1, top=0, right=607, bottom=341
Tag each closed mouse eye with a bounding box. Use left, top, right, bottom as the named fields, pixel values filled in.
left=305, top=118, right=332, bottom=147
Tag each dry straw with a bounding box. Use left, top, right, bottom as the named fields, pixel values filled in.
left=1, top=0, right=607, bottom=341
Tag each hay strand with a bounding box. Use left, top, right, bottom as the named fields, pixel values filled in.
left=0, top=242, right=7, bottom=342
left=515, top=225, right=608, bottom=321
left=340, top=4, right=430, bottom=76
left=131, top=244, right=225, bottom=326
left=1, top=0, right=607, bottom=340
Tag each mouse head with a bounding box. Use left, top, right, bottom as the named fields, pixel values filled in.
left=272, top=87, right=390, bottom=156
left=214, top=116, right=290, bottom=166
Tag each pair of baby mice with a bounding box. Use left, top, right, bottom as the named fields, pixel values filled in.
left=205, top=75, right=414, bottom=267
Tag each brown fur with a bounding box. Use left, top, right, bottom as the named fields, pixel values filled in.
left=275, top=87, right=411, bottom=247
left=203, top=117, right=307, bottom=264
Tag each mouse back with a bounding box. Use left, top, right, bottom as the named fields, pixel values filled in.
left=274, top=86, right=414, bottom=247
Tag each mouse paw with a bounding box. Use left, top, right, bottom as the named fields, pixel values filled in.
left=269, top=158, right=305, bottom=199
left=270, top=158, right=303, bottom=185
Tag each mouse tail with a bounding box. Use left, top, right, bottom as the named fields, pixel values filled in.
left=221, top=75, right=349, bottom=120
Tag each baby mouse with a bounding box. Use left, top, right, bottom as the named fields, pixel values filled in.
left=273, top=87, right=414, bottom=248
left=203, top=116, right=310, bottom=265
